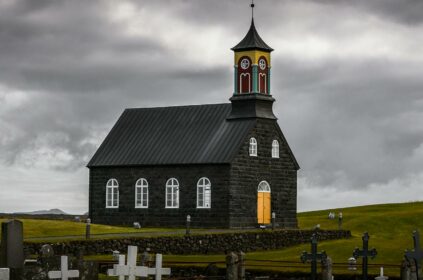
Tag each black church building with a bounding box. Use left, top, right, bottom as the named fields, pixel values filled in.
left=87, top=17, right=299, bottom=228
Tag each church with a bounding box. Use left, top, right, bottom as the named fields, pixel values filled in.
left=87, top=8, right=299, bottom=228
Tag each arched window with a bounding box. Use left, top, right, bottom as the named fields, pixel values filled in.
left=165, top=178, right=179, bottom=208
left=135, top=178, right=148, bottom=208
left=239, top=73, right=251, bottom=93
left=272, top=140, right=279, bottom=158
left=259, top=73, right=267, bottom=93
left=106, top=179, right=119, bottom=208
left=197, top=177, right=211, bottom=208
left=249, top=137, right=257, bottom=156
left=258, top=181, right=271, bottom=192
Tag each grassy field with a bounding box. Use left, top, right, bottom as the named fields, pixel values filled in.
left=3, top=201, right=422, bottom=277
left=160, top=201, right=423, bottom=276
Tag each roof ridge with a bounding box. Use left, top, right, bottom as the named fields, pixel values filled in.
left=125, top=103, right=230, bottom=111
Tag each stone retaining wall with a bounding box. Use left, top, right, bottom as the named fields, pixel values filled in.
left=25, top=229, right=351, bottom=256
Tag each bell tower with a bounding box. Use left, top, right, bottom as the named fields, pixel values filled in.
left=232, top=1, right=273, bottom=95
left=228, top=1, right=276, bottom=120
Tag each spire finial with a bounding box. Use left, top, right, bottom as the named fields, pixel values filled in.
left=250, top=0, right=255, bottom=20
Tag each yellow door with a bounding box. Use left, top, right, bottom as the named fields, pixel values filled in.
left=257, top=192, right=271, bottom=224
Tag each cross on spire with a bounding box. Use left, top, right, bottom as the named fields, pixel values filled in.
left=301, top=234, right=327, bottom=280
left=250, top=0, right=255, bottom=19
left=353, top=232, right=377, bottom=280
left=405, top=230, right=423, bottom=279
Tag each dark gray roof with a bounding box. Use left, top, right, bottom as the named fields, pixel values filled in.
left=87, top=104, right=256, bottom=167
left=231, top=19, right=273, bottom=52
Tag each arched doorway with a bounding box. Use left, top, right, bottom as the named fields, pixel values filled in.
left=257, top=181, right=271, bottom=224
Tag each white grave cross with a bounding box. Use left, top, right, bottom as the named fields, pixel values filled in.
left=147, top=254, right=171, bottom=280
left=48, top=256, right=79, bottom=280
left=107, top=246, right=147, bottom=280
left=0, top=268, right=10, bottom=280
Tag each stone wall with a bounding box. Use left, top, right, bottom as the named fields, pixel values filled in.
left=229, top=118, right=298, bottom=228
left=25, top=229, right=350, bottom=256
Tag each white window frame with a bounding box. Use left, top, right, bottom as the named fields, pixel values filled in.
left=135, top=178, right=148, bottom=208
left=106, top=178, right=119, bottom=208
left=258, top=181, right=271, bottom=192
left=165, top=178, right=179, bottom=208
left=197, top=177, right=211, bottom=209
left=272, top=139, right=279, bottom=158
left=249, top=137, right=257, bottom=156
left=259, top=73, right=267, bottom=93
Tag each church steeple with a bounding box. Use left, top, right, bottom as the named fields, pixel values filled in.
left=232, top=2, right=273, bottom=96
left=227, top=2, right=276, bottom=120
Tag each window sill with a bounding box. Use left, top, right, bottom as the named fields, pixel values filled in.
left=135, top=206, right=148, bottom=209
left=106, top=206, right=119, bottom=209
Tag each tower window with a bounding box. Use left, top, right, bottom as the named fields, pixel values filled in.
left=135, top=178, right=148, bottom=208
left=272, top=140, right=279, bottom=158
left=249, top=137, right=257, bottom=156
left=106, top=179, right=119, bottom=208
left=165, top=178, right=179, bottom=208
left=197, top=177, right=211, bottom=208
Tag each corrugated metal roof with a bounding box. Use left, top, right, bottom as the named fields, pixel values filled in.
left=231, top=19, right=273, bottom=52
left=87, top=103, right=256, bottom=167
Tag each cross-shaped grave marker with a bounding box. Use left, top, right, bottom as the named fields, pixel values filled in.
left=48, top=256, right=79, bottom=280
left=405, top=230, right=423, bottom=280
left=147, top=253, right=171, bottom=280
left=0, top=268, right=9, bottom=280
left=108, top=246, right=171, bottom=280
left=353, top=232, right=377, bottom=280
left=301, top=234, right=327, bottom=280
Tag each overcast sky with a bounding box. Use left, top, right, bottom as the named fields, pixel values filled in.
left=0, top=0, right=422, bottom=214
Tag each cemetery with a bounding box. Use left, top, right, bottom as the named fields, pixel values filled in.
left=0, top=201, right=422, bottom=279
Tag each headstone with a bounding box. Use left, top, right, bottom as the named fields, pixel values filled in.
left=405, top=231, right=423, bottom=280
left=186, top=215, right=191, bottom=235
left=401, top=259, right=417, bottom=280
left=147, top=254, right=170, bottom=280
left=322, top=257, right=333, bottom=280
left=353, top=232, right=377, bottom=280
left=107, top=246, right=146, bottom=280
left=0, top=220, right=24, bottom=280
left=226, top=252, right=238, bottom=280
left=38, top=244, right=60, bottom=277
left=107, top=254, right=125, bottom=280
left=0, top=268, right=9, bottom=280
left=85, top=219, right=91, bottom=240
left=141, top=250, right=150, bottom=266
left=107, top=247, right=170, bottom=280
left=47, top=256, right=79, bottom=280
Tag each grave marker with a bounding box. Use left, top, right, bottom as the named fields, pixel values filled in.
left=48, top=256, right=79, bottom=280
left=301, top=234, right=327, bottom=280
left=0, top=268, right=9, bottom=280
left=0, top=220, right=24, bottom=280
left=405, top=231, right=423, bottom=280
left=353, top=232, right=377, bottom=280
left=107, top=246, right=170, bottom=280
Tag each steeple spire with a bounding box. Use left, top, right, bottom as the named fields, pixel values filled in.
left=251, top=0, right=255, bottom=20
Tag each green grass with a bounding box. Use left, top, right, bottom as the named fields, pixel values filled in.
left=158, top=201, right=423, bottom=276
left=0, top=218, right=181, bottom=240
left=5, top=201, right=423, bottom=276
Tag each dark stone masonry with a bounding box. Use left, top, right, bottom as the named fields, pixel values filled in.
left=25, top=229, right=351, bottom=256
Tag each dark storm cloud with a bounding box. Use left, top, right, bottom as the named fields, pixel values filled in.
left=0, top=0, right=422, bottom=212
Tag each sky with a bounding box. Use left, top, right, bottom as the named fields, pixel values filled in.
left=0, top=0, right=422, bottom=214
